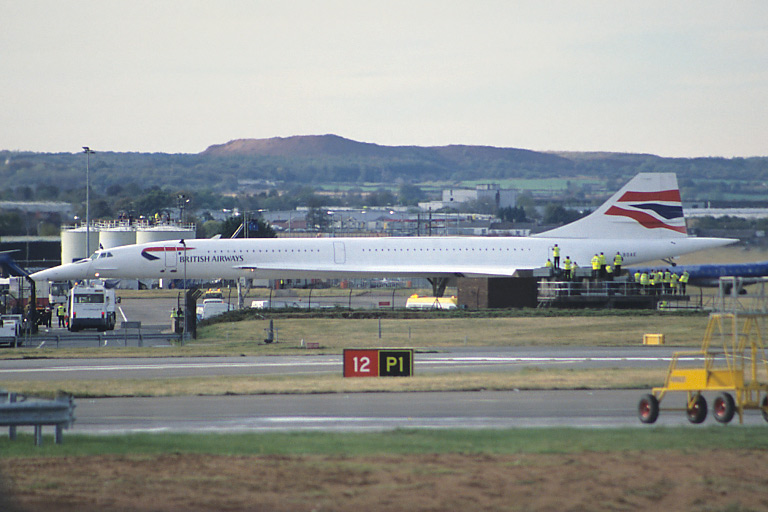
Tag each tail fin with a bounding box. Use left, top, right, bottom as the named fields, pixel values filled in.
left=535, top=173, right=687, bottom=239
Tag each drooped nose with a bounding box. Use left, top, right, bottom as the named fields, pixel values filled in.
left=30, top=259, right=92, bottom=282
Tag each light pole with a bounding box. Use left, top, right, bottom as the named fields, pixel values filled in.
left=177, top=194, right=190, bottom=224
left=180, top=238, right=187, bottom=344
left=82, top=147, right=95, bottom=258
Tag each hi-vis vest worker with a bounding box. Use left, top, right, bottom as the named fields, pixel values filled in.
left=552, top=244, right=560, bottom=268
left=57, top=304, right=66, bottom=327
left=613, top=252, right=623, bottom=275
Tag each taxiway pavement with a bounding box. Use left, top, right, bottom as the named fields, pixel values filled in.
left=2, top=346, right=754, bottom=431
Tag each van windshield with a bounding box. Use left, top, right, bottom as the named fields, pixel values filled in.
left=74, top=293, right=104, bottom=304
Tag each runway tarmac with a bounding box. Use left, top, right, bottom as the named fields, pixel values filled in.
left=69, top=390, right=768, bottom=433
left=3, top=346, right=759, bottom=432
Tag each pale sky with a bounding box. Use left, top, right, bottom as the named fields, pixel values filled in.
left=2, top=1, right=767, bottom=157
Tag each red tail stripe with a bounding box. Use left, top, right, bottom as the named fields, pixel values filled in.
left=618, top=190, right=681, bottom=202
left=605, top=206, right=687, bottom=233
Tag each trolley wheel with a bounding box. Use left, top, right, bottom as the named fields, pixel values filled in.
left=713, top=393, right=735, bottom=424
left=687, top=394, right=707, bottom=424
left=638, top=394, right=659, bottom=424
left=762, top=396, right=768, bottom=423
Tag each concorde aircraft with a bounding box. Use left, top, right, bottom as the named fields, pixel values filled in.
left=31, top=173, right=737, bottom=286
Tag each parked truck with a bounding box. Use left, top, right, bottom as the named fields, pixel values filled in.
left=68, top=281, right=118, bottom=331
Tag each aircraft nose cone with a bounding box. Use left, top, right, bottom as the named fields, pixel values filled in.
left=31, top=261, right=91, bottom=282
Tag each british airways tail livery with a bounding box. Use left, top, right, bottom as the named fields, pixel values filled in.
left=534, top=173, right=686, bottom=238
left=31, top=173, right=736, bottom=283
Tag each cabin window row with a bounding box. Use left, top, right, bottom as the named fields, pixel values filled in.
left=359, top=247, right=531, bottom=252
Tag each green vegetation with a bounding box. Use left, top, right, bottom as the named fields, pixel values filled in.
left=3, top=427, right=768, bottom=458
left=2, top=137, right=768, bottom=237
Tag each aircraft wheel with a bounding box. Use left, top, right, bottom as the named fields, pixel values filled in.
left=713, top=393, right=735, bottom=424
left=638, top=394, right=659, bottom=424
left=687, top=394, right=707, bottom=424
left=762, top=396, right=768, bottom=423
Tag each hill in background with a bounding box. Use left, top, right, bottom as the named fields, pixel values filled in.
left=1, top=135, right=767, bottom=204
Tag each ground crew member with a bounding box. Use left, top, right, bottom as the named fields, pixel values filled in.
left=640, top=272, right=650, bottom=294
left=670, top=272, right=679, bottom=295
left=664, top=270, right=672, bottom=293
left=613, top=252, right=623, bottom=276
left=659, top=300, right=668, bottom=311
left=599, top=252, right=607, bottom=278
left=605, top=265, right=613, bottom=281
left=649, top=271, right=657, bottom=295
left=171, top=308, right=184, bottom=334
left=552, top=244, right=560, bottom=269
left=563, top=256, right=572, bottom=280
left=633, top=271, right=641, bottom=283
left=656, top=270, right=664, bottom=294
left=545, top=258, right=553, bottom=278
left=591, top=254, right=600, bottom=279
left=56, top=303, right=66, bottom=328
left=679, top=270, right=689, bottom=295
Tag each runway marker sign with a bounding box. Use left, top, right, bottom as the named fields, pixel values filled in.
left=343, top=349, right=413, bottom=378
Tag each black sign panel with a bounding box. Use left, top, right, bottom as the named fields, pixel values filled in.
left=378, top=350, right=414, bottom=377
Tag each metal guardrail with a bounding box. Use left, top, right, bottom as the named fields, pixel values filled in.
left=0, top=391, right=76, bottom=446
left=19, top=332, right=182, bottom=348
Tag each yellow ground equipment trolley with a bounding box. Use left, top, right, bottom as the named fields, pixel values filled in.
left=638, top=277, right=768, bottom=424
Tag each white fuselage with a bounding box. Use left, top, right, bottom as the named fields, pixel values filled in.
left=31, top=235, right=734, bottom=283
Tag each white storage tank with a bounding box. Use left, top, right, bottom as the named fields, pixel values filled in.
left=135, top=226, right=196, bottom=245
left=99, top=228, right=136, bottom=249
left=60, top=227, right=100, bottom=264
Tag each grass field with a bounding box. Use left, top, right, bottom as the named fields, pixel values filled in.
left=3, top=427, right=768, bottom=458
left=4, top=429, right=768, bottom=511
